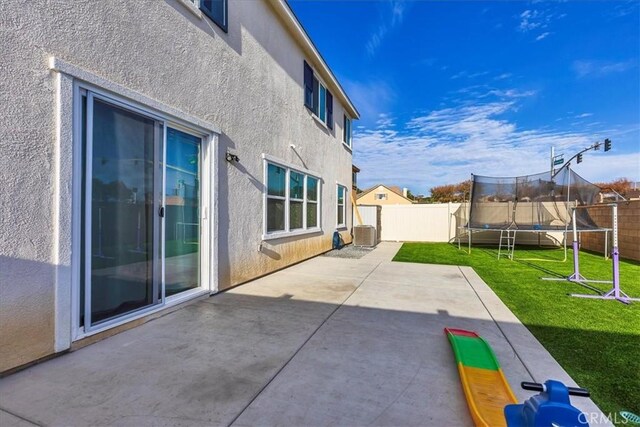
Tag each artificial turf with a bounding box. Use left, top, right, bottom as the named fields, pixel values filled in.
left=393, top=243, right=640, bottom=419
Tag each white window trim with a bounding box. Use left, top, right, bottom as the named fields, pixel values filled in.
left=306, top=66, right=332, bottom=130
left=336, top=183, right=348, bottom=229
left=305, top=175, right=320, bottom=230
left=289, top=170, right=305, bottom=231
left=343, top=115, right=353, bottom=151
left=177, top=0, right=204, bottom=19
left=262, top=154, right=322, bottom=240
left=49, top=56, right=220, bottom=346
left=311, top=112, right=330, bottom=131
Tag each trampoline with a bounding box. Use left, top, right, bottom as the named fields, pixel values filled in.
left=458, top=166, right=611, bottom=259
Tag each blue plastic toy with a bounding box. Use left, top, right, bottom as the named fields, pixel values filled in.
left=505, top=380, right=590, bottom=427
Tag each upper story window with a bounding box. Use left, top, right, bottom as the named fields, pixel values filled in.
left=304, top=61, right=333, bottom=130
left=375, top=193, right=388, bottom=200
left=195, top=0, right=228, bottom=32
left=343, top=115, right=352, bottom=148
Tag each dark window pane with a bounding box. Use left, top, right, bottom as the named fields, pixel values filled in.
left=200, top=0, right=227, bottom=31
left=337, top=186, right=345, bottom=204
left=307, top=202, right=318, bottom=228
left=90, top=98, right=157, bottom=325
left=267, top=199, right=285, bottom=232
left=319, top=85, right=326, bottom=122
left=343, top=115, right=347, bottom=142
left=326, top=90, right=333, bottom=129
left=165, top=128, right=201, bottom=297
left=304, top=61, right=314, bottom=109
left=344, top=115, right=351, bottom=146
left=267, top=164, right=286, bottom=197
left=307, top=177, right=318, bottom=201
left=337, top=205, right=344, bottom=225
left=290, top=171, right=304, bottom=199
left=312, top=77, right=319, bottom=116
left=290, top=201, right=303, bottom=230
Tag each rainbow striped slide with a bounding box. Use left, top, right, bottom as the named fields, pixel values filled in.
left=445, top=328, right=518, bottom=427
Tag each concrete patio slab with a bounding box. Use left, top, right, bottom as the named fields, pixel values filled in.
left=0, top=409, right=37, bottom=427
left=0, top=242, right=610, bottom=426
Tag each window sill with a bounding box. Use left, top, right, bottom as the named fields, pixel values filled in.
left=262, top=228, right=323, bottom=241
left=310, top=112, right=330, bottom=129
left=336, top=225, right=348, bottom=231
left=176, top=0, right=203, bottom=19
left=342, top=142, right=352, bottom=153
left=307, top=109, right=334, bottom=133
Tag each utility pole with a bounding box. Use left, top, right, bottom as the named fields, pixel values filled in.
left=551, top=147, right=564, bottom=176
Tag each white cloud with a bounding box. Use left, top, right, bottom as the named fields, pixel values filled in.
left=572, top=153, right=640, bottom=183
left=535, top=32, right=551, bottom=41
left=574, top=113, right=593, bottom=119
left=494, top=73, right=513, bottom=80
left=352, top=95, right=637, bottom=194
left=486, top=89, right=537, bottom=98
left=519, top=10, right=542, bottom=32
left=573, top=60, right=636, bottom=78
left=341, top=79, right=396, bottom=126
left=609, top=1, right=640, bottom=19
left=517, top=7, right=565, bottom=40
left=366, top=0, right=406, bottom=57
left=451, top=70, right=490, bottom=80
left=376, top=113, right=395, bottom=129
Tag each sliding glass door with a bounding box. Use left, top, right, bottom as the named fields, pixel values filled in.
left=164, top=128, right=201, bottom=297
left=81, top=91, right=206, bottom=331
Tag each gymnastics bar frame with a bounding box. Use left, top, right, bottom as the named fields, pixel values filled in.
left=543, top=203, right=639, bottom=304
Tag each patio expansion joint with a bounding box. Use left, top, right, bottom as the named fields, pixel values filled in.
left=0, top=406, right=41, bottom=426
left=456, top=265, right=536, bottom=382
left=226, top=260, right=385, bottom=427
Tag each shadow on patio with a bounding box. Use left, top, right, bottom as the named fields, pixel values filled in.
left=0, top=244, right=613, bottom=426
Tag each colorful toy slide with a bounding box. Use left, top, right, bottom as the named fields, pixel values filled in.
left=444, top=328, right=518, bottom=427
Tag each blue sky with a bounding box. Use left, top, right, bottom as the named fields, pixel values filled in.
left=289, top=0, right=640, bottom=195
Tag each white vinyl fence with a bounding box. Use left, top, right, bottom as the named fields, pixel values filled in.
left=379, top=203, right=462, bottom=242
left=356, top=203, right=564, bottom=245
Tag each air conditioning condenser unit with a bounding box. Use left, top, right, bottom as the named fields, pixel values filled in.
left=353, top=225, right=377, bottom=247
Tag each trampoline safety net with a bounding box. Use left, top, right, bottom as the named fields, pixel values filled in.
left=469, top=168, right=601, bottom=231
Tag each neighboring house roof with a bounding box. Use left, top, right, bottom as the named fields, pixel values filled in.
left=387, top=186, right=403, bottom=196
left=268, top=0, right=360, bottom=119
left=352, top=164, right=360, bottom=173
left=356, top=184, right=413, bottom=202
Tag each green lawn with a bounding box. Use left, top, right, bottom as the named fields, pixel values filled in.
left=393, top=243, right=640, bottom=417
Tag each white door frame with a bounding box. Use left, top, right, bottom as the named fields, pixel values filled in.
left=69, top=79, right=218, bottom=341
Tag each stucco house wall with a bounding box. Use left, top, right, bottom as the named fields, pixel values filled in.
left=0, top=0, right=356, bottom=373
left=357, top=185, right=413, bottom=206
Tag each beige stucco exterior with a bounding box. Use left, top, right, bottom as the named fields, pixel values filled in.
left=357, top=185, right=413, bottom=206
left=0, top=0, right=358, bottom=373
